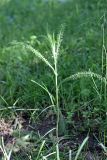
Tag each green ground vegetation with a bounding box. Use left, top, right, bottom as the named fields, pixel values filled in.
left=0, top=0, right=107, bottom=159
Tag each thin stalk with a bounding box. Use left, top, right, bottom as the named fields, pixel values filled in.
left=56, top=143, right=60, bottom=160
left=101, top=24, right=104, bottom=95
left=103, top=31, right=107, bottom=101
left=55, top=59, right=59, bottom=140
left=101, top=14, right=107, bottom=104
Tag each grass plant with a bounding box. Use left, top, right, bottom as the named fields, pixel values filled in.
left=0, top=0, right=107, bottom=159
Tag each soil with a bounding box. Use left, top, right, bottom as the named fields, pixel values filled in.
left=0, top=113, right=106, bottom=160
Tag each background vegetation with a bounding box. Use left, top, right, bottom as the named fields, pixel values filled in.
left=0, top=0, right=107, bottom=159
